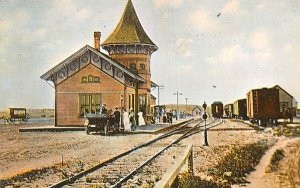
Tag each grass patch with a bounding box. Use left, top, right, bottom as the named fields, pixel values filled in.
left=0, top=166, right=60, bottom=187
left=208, top=141, right=270, bottom=185
left=178, top=141, right=271, bottom=187
left=266, top=149, right=285, bottom=172
left=274, top=126, right=300, bottom=137
left=178, top=172, right=223, bottom=188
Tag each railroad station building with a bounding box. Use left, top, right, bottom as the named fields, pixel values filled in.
left=41, top=0, right=158, bottom=126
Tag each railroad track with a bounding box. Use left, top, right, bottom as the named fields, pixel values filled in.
left=49, top=118, right=222, bottom=188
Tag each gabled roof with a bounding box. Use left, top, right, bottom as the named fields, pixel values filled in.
left=151, top=81, right=159, bottom=88
left=192, top=106, right=202, bottom=111
left=40, top=45, right=144, bottom=82
left=272, top=85, right=293, bottom=98
left=151, top=94, right=156, bottom=99
left=102, top=0, right=157, bottom=49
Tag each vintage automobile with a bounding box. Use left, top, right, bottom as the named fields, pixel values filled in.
left=84, top=113, right=115, bottom=135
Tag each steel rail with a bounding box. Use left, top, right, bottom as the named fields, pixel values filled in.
left=110, top=120, right=219, bottom=188
left=48, top=119, right=201, bottom=188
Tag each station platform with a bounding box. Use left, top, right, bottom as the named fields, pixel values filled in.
left=130, top=117, right=194, bottom=134
left=19, top=118, right=194, bottom=134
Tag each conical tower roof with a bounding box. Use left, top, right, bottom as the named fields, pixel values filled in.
left=102, top=0, right=157, bottom=49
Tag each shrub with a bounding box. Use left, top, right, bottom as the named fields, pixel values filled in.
left=178, top=172, right=223, bottom=188
left=267, top=149, right=285, bottom=172
left=208, top=141, right=269, bottom=185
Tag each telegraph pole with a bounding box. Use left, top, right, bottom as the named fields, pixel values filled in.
left=173, top=91, right=183, bottom=120
left=202, top=102, right=209, bottom=146
left=185, top=98, right=188, bottom=114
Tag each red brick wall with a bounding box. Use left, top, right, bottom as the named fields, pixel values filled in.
left=56, top=64, right=129, bottom=126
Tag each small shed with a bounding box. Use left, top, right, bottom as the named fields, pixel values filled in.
left=192, top=106, right=203, bottom=117
left=273, top=85, right=293, bottom=116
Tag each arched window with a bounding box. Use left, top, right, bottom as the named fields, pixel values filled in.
left=81, top=76, right=88, bottom=83
left=140, top=63, right=145, bottom=70
left=81, top=75, right=100, bottom=83
left=129, top=63, right=136, bottom=70
left=88, top=75, right=94, bottom=83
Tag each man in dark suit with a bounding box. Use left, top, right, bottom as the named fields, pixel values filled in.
left=113, top=107, right=121, bottom=131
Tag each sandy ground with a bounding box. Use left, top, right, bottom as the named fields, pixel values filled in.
left=180, top=120, right=276, bottom=179
left=0, top=123, right=158, bottom=187
left=245, top=137, right=300, bottom=188
left=1, top=119, right=299, bottom=187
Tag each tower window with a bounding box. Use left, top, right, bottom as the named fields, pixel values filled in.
left=140, top=64, right=145, bottom=70
left=129, top=63, right=136, bottom=70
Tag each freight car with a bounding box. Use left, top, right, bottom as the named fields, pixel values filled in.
left=211, top=101, right=223, bottom=118
left=233, top=99, right=248, bottom=120
left=224, top=104, right=233, bottom=118
left=246, top=88, right=280, bottom=126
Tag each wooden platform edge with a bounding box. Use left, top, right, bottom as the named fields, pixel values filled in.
left=155, top=144, right=193, bottom=188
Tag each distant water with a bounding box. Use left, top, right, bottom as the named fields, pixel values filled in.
left=27, top=118, right=54, bottom=125
left=0, top=118, right=54, bottom=125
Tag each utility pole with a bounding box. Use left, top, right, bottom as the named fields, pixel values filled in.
left=185, top=98, right=188, bottom=113
left=202, top=102, right=208, bottom=146
left=173, top=91, right=183, bottom=120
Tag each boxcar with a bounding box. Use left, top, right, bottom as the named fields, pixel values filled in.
left=224, top=104, right=233, bottom=118
left=233, top=99, right=247, bottom=120
left=211, top=101, right=223, bottom=118
left=246, top=88, right=280, bottom=125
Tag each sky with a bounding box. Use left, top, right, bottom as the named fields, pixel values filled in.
left=0, top=0, right=299, bottom=109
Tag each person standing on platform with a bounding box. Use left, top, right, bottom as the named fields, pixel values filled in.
left=167, top=110, right=173, bottom=124
left=138, top=112, right=145, bottom=126
left=113, top=107, right=121, bottom=131
left=129, top=109, right=136, bottom=131
left=123, top=109, right=130, bottom=131
left=100, top=104, right=107, bottom=114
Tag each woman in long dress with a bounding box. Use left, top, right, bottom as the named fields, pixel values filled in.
left=138, top=112, right=145, bottom=126
left=123, top=110, right=130, bottom=131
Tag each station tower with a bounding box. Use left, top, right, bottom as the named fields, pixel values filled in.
left=102, top=0, right=158, bottom=117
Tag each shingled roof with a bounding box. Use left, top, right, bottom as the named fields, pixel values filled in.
left=102, top=0, right=157, bottom=49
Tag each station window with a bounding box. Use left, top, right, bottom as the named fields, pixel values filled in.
left=129, top=63, right=136, bottom=70
left=79, top=94, right=102, bottom=116
left=139, top=95, right=147, bottom=115
left=81, top=76, right=88, bottom=83
left=94, top=76, right=100, bottom=83
left=88, top=75, right=94, bottom=82
left=140, top=63, right=145, bottom=70
left=81, top=75, right=100, bottom=83
left=129, top=94, right=135, bottom=112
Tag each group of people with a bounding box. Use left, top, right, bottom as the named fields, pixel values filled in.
left=156, top=109, right=176, bottom=124
left=100, top=104, right=145, bottom=131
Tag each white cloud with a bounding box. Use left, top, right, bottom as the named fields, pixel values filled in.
left=55, top=0, right=72, bottom=8
left=282, top=43, right=292, bottom=54
left=76, top=7, right=91, bottom=20
left=20, top=28, right=48, bottom=45
left=256, top=3, right=265, bottom=10
left=208, top=45, right=248, bottom=64
left=176, top=38, right=192, bottom=57
left=249, top=29, right=272, bottom=62
left=249, top=29, right=271, bottom=50
left=154, top=0, right=183, bottom=8
left=222, top=0, right=240, bottom=14
left=0, top=20, right=13, bottom=32
left=187, top=8, right=219, bottom=32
